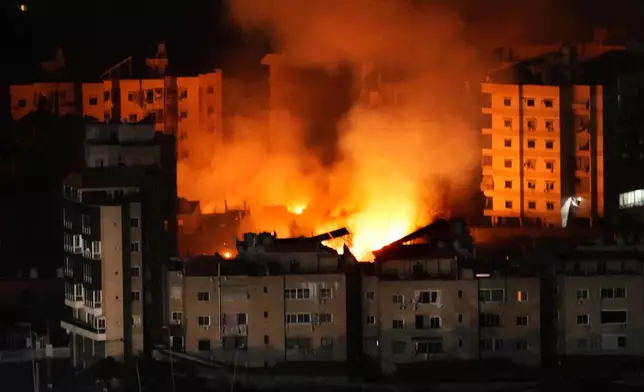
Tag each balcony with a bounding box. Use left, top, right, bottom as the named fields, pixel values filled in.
left=60, top=318, right=106, bottom=341
left=84, top=300, right=103, bottom=316
left=64, top=293, right=84, bottom=309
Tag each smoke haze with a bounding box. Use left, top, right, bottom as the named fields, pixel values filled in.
left=179, top=0, right=494, bottom=260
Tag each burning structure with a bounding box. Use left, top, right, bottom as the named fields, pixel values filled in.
left=178, top=0, right=483, bottom=261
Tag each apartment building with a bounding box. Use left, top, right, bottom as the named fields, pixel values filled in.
left=9, top=45, right=222, bottom=163
left=481, top=47, right=644, bottom=227
left=166, top=231, right=360, bottom=368
left=60, top=123, right=177, bottom=368
left=363, top=220, right=542, bottom=369
left=554, top=246, right=644, bottom=357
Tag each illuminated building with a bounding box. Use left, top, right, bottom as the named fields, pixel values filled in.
left=481, top=45, right=644, bottom=227
left=9, top=44, right=222, bottom=163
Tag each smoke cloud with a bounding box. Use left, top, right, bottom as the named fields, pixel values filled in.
left=179, top=0, right=489, bottom=260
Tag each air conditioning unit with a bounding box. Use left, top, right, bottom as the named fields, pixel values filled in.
left=170, top=319, right=180, bottom=325
left=203, top=325, right=210, bottom=331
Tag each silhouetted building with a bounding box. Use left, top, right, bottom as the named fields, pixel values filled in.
left=60, top=123, right=177, bottom=368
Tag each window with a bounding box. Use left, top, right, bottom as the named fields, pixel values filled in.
left=546, top=202, right=555, bottom=211
left=543, top=99, right=553, bottom=108
left=128, top=114, right=138, bottom=123
left=480, top=312, right=502, bottom=327
left=285, top=313, right=311, bottom=324
left=480, top=338, right=504, bottom=351
left=415, top=338, right=443, bottom=354
left=130, top=242, right=140, bottom=252
left=18, top=99, right=27, bottom=107
left=545, top=140, right=554, bottom=149
left=197, top=292, right=210, bottom=301
left=517, top=290, right=528, bottom=302
left=130, top=218, right=139, bottom=228
left=198, top=339, right=211, bottom=351
left=264, top=311, right=268, bottom=318
left=516, top=316, right=529, bottom=326
left=514, top=340, right=528, bottom=350
left=365, top=291, right=375, bottom=300
left=417, top=290, right=440, bottom=304
left=526, top=98, right=535, bottom=107
left=366, top=316, right=376, bottom=325
left=263, top=286, right=268, bottom=293
left=415, top=315, right=441, bottom=329
left=206, top=85, right=215, bottom=94
left=392, top=294, right=404, bottom=304
left=131, top=291, right=141, bottom=302
left=525, top=159, right=536, bottom=170
left=457, top=290, right=462, bottom=298
left=132, top=315, right=141, bottom=327
left=284, top=288, right=311, bottom=300
left=576, top=314, right=589, bottom=325
left=618, top=336, right=627, bottom=348
left=131, top=266, right=140, bottom=277
left=170, top=287, right=182, bottom=300
left=504, top=139, right=512, bottom=147
left=171, top=311, right=182, bottom=323
left=264, top=335, right=270, bottom=345
left=544, top=181, right=555, bottom=192
left=527, top=139, right=536, bottom=148
left=198, top=316, right=211, bottom=326
left=207, top=106, right=215, bottom=115
left=527, top=118, right=536, bottom=130
left=600, top=310, right=627, bottom=324
left=503, top=98, right=511, bottom=106
left=458, top=313, right=463, bottom=323
left=319, top=288, right=332, bottom=299
left=128, top=92, right=136, bottom=102
left=392, top=341, right=406, bottom=355
left=392, top=319, right=404, bottom=329
left=285, top=337, right=311, bottom=350
left=89, top=96, right=98, bottom=106
left=576, top=289, right=589, bottom=300
left=601, top=287, right=626, bottom=299
left=180, top=111, right=188, bottom=119
left=545, top=160, right=554, bottom=171
left=503, top=118, right=512, bottom=128
left=237, top=313, right=247, bottom=325
left=545, top=119, right=555, bottom=131
left=179, top=90, right=188, bottom=99
left=504, top=201, right=512, bottom=209
left=315, top=313, right=331, bottom=324
left=504, top=159, right=512, bottom=168
left=480, top=289, right=504, bottom=302
left=528, top=201, right=536, bottom=209
left=504, top=180, right=512, bottom=189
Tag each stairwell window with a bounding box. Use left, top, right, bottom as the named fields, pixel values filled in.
left=130, top=242, right=140, bottom=252
left=197, top=292, right=210, bottom=301
left=577, top=314, right=589, bottom=325
left=131, top=291, right=141, bottom=302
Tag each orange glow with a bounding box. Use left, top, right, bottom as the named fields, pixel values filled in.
left=222, top=251, right=233, bottom=259
left=287, top=204, right=306, bottom=215
left=178, top=0, right=481, bottom=261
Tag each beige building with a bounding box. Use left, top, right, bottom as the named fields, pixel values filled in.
left=167, top=232, right=356, bottom=368
left=555, top=246, right=644, bottom=357
left=481, top=82, right=603, bottom=227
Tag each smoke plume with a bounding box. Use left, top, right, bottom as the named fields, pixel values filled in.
left=179, top=0, right=488, bottom=260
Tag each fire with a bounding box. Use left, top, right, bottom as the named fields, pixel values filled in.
left=222, top=251, right=232, bottom=259
left=287, top=204, right=307, bottom=215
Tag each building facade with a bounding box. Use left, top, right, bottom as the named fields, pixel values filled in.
left=60, top=123, right=177, bottom=368
left=167, top=231, right=359, bottom=368
left=481, top=47, right=644, bottom=227
left=9, top=49, right=222, bottom=164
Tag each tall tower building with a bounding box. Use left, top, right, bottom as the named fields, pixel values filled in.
left=61, top=123, right=177, bottom=367
left=480, top=46, right=644, bottom=227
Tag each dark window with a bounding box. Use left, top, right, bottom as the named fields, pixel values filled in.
left=544, top=99, right=553, bottom=108
left=528, top=201, right=536, bottom=209
left=503, top=98, right=511, bottom=106
left=237, top=313, right=247, bottom=325
left=18, top=99, right=27, bottom=107
left=600, top=310, right=627, bottom=324
left=103, top=91, right=110, bottom=101
left=131, top=291, right=141, bottom=301
left=131, top=266, right=140, bottom=277
left=198, top=339, right=211, bottom=351
left=197, top=292, right=210, bottom=301
left=130, top=218, right=139, bottom=228
left=526, top=99, right=535, bottom=107
left=480, top=312, right=502, bottom=327
left=263, top=286, right=268, bottom=293
left=264, top=311, right=268, bottom=318
left=264, top=335, right=269, bottom=345
left=415, top=338, right=443, bottom=354
left=89, top=97, right=98, bottom=106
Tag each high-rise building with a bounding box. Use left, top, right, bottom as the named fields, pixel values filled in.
left=9, top=44, right=222, bottom=164
left=480, top=46, right=644, bottom=227
left=60, top=123, right=177, bottom=368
